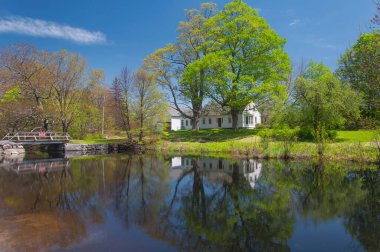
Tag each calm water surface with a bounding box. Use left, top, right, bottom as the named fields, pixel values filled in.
left=0, top=154, right=378, bottom=252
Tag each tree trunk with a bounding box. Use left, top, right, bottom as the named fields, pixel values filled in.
left=231, top=110, right=239, bottom=131
left=124, top=102, right=133, bottom=140
left=62, top=119, right=68, bottom=133
left=139, top=110, right=144, bottom=142
left=43, top=118, right=49, bottom=131
left=192, top=110, right=200, bottom=131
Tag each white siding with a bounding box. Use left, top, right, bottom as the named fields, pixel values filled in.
left=199, top=115, right=232, bottom=129
left=170, top=102, right=262, bottom=131
left=171, top=118, right=181, bottom=131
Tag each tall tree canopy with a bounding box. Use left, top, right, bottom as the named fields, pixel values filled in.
left=337, top=31, right=380, bottom=127
left=294, top=62, right=361, bottom=150
left=144, top=3, right=217, bottom=130
left=198, top=0, right=291, bottom=130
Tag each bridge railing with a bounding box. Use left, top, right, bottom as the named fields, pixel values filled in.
left=2, top=132, right=71, bottom=143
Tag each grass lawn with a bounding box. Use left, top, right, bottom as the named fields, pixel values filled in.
left=164, top=128, right=377, bottom=143
left=335, top=130, right=376, bottom=142
left=157, top=129, right=379, bottom=163
left=69, top=129, right=378, bottom=163
left=163, top=128, right=260, bottom=142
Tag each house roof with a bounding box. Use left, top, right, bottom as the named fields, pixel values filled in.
left=170, top=102, right=258, bottom=118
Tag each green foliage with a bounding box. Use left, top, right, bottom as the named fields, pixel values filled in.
left=0, top=86, right=22, bottom=102
left=293, top=61, right=361, bottom=153
left=337, top=31, right=380, bottom=127
left=199, top=0, right=291, bottom=129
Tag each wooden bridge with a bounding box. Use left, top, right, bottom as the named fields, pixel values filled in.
left=2, top=132, right=71, bottom=144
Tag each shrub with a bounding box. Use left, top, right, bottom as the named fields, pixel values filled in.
left=258, top=129, right=272, bottom=155
left=255, top=123, right=270, bottom=129
left=297, top=127, right=337, bottom=142
left=272, top=127, right=298, bottom=159
left=297, top=127, right=314, bottom=141
left=327, top=130, right=337, bottom=141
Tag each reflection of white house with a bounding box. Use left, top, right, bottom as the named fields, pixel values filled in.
left=170, top=102, right=261, bottom=131
left=170, top=157, right=262, bottom=189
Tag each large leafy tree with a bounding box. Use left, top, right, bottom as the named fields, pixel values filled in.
left=337, top=31, right=380, bottom=127
left=295, top=62, right=361, bottom=153
left=144, top=3, right=217, bottom=130
left=199, top=0, right=291, bottom=130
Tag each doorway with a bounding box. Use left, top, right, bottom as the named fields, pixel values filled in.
left=217, top=118, right=222, bottom=127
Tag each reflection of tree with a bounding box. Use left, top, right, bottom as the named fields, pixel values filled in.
left=0, top=156, right=378, bottom=251
left=160, top=158, right=294, bottom=251
left=344, top=170, right=380, bottom=251
left=266, top=161, right=366, bottom=221
left=265, top=160, right=379, bottom=251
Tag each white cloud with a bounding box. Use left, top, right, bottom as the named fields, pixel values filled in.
left=0, top=16, right=106, bottom=44
left=289, top=19, right=300, bottom=27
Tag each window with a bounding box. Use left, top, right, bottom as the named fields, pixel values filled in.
left=255, top=117, right=257, bottom=124
left=202, top=118, right=206, bottom=124
left=245, top=116, right=253, bottom=125
left=209, top=118, right=212, bottom=124
left=186, top=120, right=188, bottom=126
left=228, top=117, right=232, bottom=123
left=181, top=120, right=184, bottom=127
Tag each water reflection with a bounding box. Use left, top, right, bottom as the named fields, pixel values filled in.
left=0, top=155, right=378, bottom=251
left=171, top=157, right=262, bottom=188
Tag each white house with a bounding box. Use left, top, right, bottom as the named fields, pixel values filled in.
left=170, top=102, right=261, bottom=131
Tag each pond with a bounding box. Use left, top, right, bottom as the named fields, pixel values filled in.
left=0, top=154, right=378, bottom=252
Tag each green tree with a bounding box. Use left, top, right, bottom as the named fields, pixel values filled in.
left=201, top=0, right=290, bottom=130
left=144, top=3, right=217, bottom=130
left=295, top=62, right=361, bottom=154
left=337, top=31, right=380, bottom=127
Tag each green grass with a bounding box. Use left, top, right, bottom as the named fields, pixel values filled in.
left=163, top=128, right=260, bottom=142
left=335, top=130, right=376, bottom=142
left=156, top=129, right=379, bottom=163
left=68, top=129, right=379, bottom=163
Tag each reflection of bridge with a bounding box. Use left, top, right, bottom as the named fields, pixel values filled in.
left=171, top=157, right=262, bottom=189
left=2, top=132, right=71, bottom=145
left=0, top=158, right=70, bottom=174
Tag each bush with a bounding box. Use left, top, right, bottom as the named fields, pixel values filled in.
left=255, top=123, right=270, bottom=129
left=297, top=127, right=314, bottom=141
left=297, top=127, right=337, bottom=142
left=327, top=130, right=337, bottom=141
left=272, top=127, right=298, bottom=159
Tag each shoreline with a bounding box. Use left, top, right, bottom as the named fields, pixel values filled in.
left=1, top=140, right=378, bottom=165
left=155, top=140, right=379, bottom=164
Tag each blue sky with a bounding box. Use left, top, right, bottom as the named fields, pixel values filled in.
left=0, top=0, right=375, bottom=84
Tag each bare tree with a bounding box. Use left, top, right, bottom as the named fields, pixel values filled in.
left=372, top=0, right=380, bottom=28
left=133, top=69, right=167, bottom=141
left=110, top=67, right=134, bottom=139
left=0, top=44, right=54, bottom=129
left=51, top=50, right=86, bottom=133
